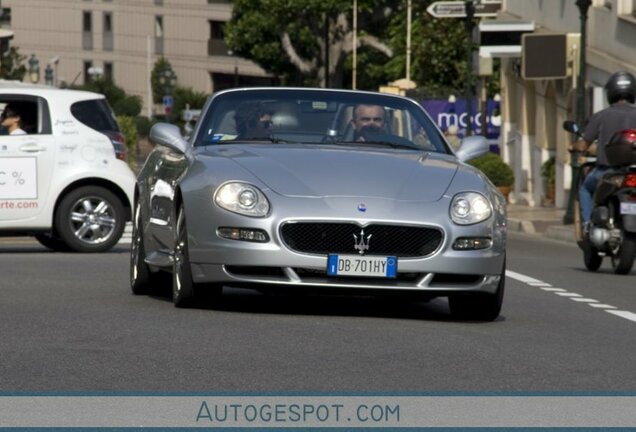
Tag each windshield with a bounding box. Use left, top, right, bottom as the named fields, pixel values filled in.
left=194, top=89, right=450, bottom=153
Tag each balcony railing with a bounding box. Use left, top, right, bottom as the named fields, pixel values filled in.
left=82, top=32, right=93, bottom=50
left=208, top=38, right=229, bottom=56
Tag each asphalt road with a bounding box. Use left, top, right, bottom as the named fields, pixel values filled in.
left=1, top=232, right=636, bottom=392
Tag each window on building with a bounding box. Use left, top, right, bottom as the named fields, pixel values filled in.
left=82, top=11, right=93, bottom=50
left=104, top=62, right=113, bottom=81
left=103, top=12, right=113, bottom=51
left=83, top=11, right=92, bottom=32
left=0, top=8, right=12, bottom=28
left=155, top=16, right=164, bottom=55
left=208, top=20, right=228, bottom=56
left=209, top=20, right=225, bottom=40
left=154, top=0, right=164, bottom=5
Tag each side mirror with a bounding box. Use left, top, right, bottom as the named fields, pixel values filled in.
left=455, top=135, right=490, bottom=162
left=149, top=123, right=188, bottom=155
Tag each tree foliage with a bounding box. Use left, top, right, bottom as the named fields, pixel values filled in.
left=224, top=0, right=499, bottom=97
left=225, top=0, right=395, bottom=88
left=73, top=77, right=142, bottom=117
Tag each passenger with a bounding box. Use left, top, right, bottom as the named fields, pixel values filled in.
left=234, top=101, right=273, bottom=140
left=351, top=104, right=385, bottom=141
left=1, top=103, right=27, bottom=135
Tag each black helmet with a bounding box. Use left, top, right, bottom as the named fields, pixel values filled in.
left=605, top=71, right=636, bottom=104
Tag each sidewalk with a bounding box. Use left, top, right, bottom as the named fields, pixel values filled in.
left=507, top=203, right=576, bottom=243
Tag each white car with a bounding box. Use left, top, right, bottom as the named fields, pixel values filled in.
left=0, top=80, right=135, bottom=252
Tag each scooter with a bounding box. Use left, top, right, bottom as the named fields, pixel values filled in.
left=563, top=121, right=636, bottom=274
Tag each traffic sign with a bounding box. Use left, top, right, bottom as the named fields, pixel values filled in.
left=427, top=1, right=502, bottom=18
left=162, top=95, right=174, bottom=108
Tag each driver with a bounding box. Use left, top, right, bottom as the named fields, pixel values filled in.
left=351, top=104, right=385, bottom=141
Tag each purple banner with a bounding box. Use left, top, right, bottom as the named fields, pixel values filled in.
left=419, top=98, right=501, bottom=140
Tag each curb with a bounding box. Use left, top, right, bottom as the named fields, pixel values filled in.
left=507, top=218, right=576, bottom=244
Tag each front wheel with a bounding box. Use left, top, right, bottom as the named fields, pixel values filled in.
left=611, top=232, right=636, bottom=275
left=55, top=186, right=126, bottom=253
left=449, top=257, right=505, bottom=321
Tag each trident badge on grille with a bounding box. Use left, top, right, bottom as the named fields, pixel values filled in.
left=353, top=229, right=372, bottom=255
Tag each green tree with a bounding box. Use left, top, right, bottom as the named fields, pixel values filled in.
left=74, top=77, right=142, bottom=117
left=0, top=47, right=26, bottom=81
left=225, top=0, right=394, bottom=88
left=225, top=0, right=499, bottom=98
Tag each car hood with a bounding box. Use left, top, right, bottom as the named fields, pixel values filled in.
left=204, top=145, right=459, bottom=201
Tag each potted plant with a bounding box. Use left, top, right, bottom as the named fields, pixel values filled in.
left=469, top=152, right=515, bottom=201
left=541, top=156, right=556, bottom=203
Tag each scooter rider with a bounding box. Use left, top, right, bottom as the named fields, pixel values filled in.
left=570, top=71, right=636, bottom=228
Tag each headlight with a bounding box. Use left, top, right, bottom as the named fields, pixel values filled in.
left=214, top=182, right=270, bottom=217
left=450, top=192, right=492, bottom=225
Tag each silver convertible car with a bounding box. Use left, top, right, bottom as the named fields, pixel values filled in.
left=131, top=88, right=506, bottom=320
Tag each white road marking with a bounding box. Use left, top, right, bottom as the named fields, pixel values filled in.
left=507, top=270, right=634, bottom=323
left=588, top=303, right=618, bottom=309
left=118, top=223, right=132, bottom=245
left=606, top=310, right=636, bottom=322
left=505, top=270, right=543, bottom=284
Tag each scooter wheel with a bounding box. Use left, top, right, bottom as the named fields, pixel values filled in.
left=611, top=233, right=636, bottom=275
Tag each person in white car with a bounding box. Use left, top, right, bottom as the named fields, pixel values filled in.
left=1, top=103, right=27, bottom=135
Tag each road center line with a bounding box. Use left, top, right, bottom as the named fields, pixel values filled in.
left=507, top=269, right=635, bottom=323
left=589, top=303, right=617, bottom=309
left=606, top=310, right=636, bottom=322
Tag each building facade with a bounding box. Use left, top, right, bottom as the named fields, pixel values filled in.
left=1, top=0, right=271, bottom=115
left=499, top=0, right=636, bottom=208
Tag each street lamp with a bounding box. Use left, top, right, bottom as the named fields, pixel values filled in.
left=563, top=0, right=592, bottom=225
left=227, top=49, right=238, bottom=87
left=158, top=65, right=177, bottom=120
left=28, top=54, right=40, bottom=84
left=463, top=0, right=476, bottom=136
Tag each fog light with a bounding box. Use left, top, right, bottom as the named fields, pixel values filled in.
left=218, top=227, right=269, bottom=243
left=452, top=237, right=492, bottom=250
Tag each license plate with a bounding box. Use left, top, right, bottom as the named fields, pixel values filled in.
left=620, top=202, right=636, bottom=215
left=327, top=254, right=397, bottom=278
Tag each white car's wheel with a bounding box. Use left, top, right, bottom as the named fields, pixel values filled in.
left=55, top=186, right=125, bottom=253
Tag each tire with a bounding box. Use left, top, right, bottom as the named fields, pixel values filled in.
left=449, top=257, right=505, bottom=321
left=611, top=232, right=636, bottom=275
left=172, top=204, right=197, bottom=307
left=55, top=186, right=126, bottom=253
left=583, top=242, right=603, bottom=272
left=34, top=233, right=71, bottom=252
left=130, top=199, right=168, bottom=295
left=172, top=204, right=222, bottom=308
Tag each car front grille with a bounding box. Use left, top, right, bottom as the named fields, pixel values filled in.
left=280, top=222, right=443, bottom=258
